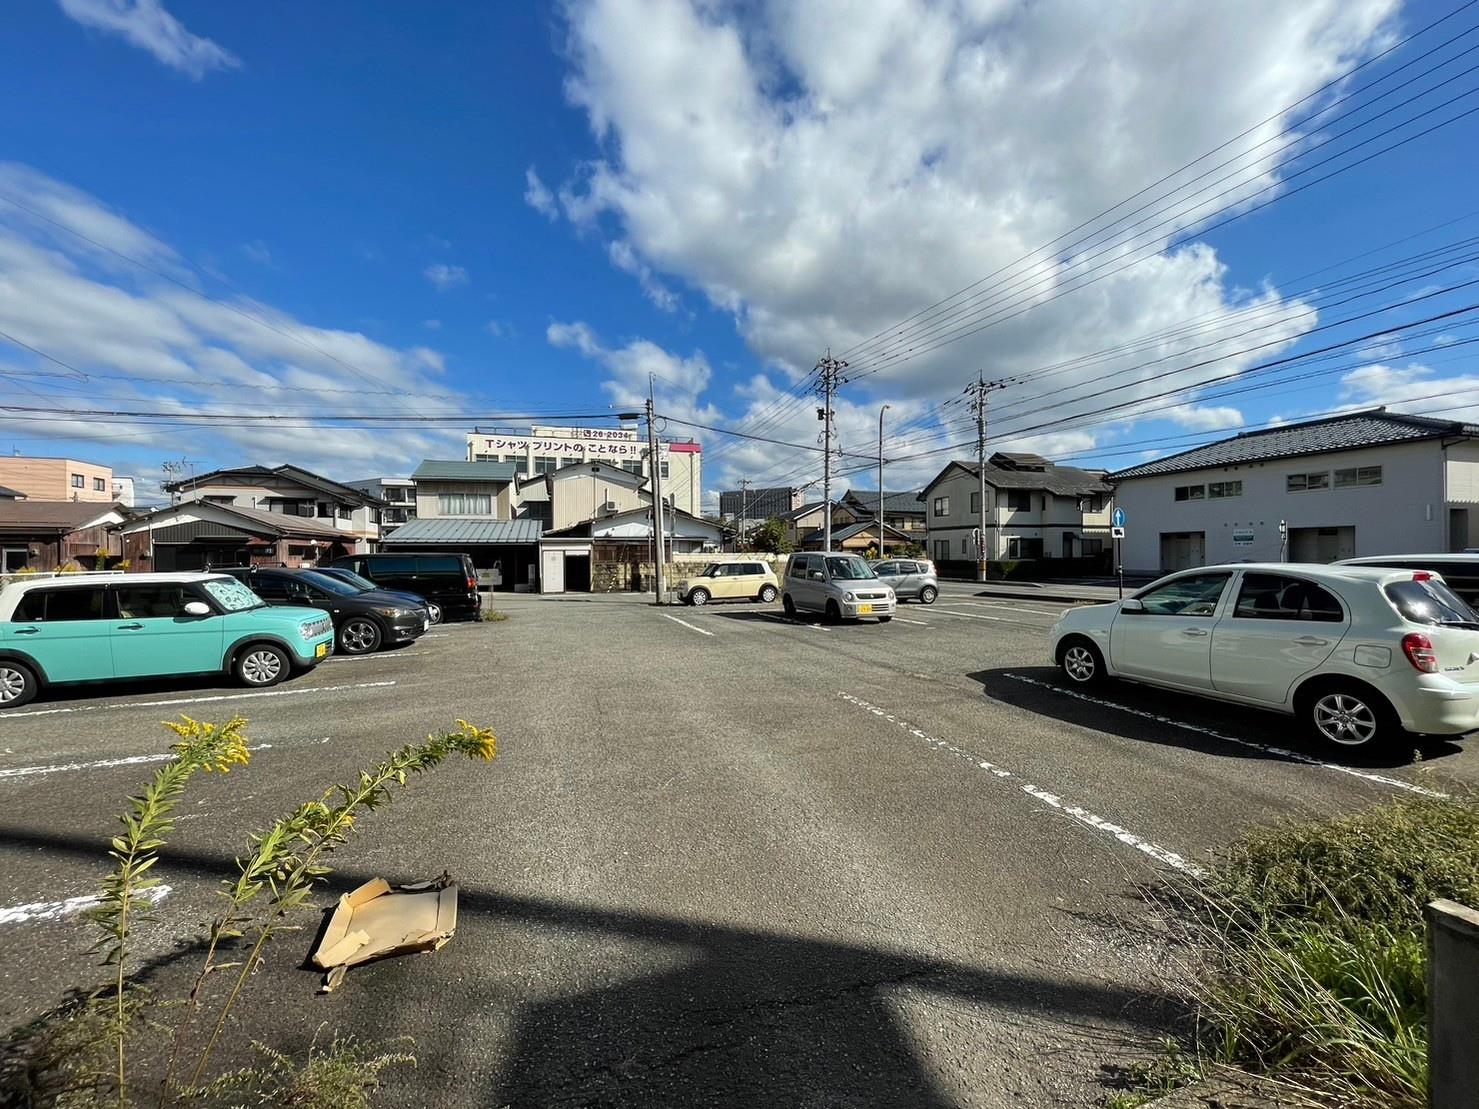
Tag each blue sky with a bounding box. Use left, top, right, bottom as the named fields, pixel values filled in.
left=2, top=0, right=1478, bottom=506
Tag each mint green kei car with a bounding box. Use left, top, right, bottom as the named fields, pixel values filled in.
left=0, top=572, right=336, bottom=710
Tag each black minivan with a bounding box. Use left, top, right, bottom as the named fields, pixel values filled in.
left=329, top=553, right=482, bottom=621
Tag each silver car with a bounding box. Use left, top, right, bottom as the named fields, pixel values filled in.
left=782, top=552, right=896, bottom=623
left=870, top=558, right=938, bottom=604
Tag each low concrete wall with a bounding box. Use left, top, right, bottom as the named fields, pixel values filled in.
left=1428, top=898, right=1479, bottom=1108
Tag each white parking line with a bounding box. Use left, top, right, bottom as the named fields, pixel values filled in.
left=660, top=612, right=715, bottom=637
left=0, top=681, right=397, bottom=719
left=760, top=614, right=828, bottom=632
left=955, top=600, right=1061, bottom=618
left=839, top=692, right=1202, bottom=875
left=932, top=607, right=1057, bottom=630
left=0, top=742, right=277, bottom=781
left=893, top=618, right=931, bottom=626
left=1004, top=674, right=1447, bottom=799
left=0, top=885, right=170, bottom=928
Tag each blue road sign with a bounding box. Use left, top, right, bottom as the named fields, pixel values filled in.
left=1111, top=507, right=1127, bottom=528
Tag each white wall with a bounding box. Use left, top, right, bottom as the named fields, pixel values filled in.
left=1445, top=440, right=1479, bottom=504
left=1115, top=439, right=1448, bottom=574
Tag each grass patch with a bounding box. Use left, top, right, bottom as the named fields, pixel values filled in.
left=481, top=610, right=509, bottom=622
left=1153, top=794, right=1479, bottom=1108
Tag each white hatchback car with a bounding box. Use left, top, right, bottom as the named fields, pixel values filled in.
left=1048, top=563, right=1479, bottom=750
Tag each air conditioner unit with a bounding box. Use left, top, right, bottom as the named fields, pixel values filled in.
left=596, top=500, right=619, bottom=516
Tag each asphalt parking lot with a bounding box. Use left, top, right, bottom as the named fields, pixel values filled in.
left=3, top=582, right=1477, bottom=1106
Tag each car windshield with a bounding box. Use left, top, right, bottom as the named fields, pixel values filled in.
left=202, top=577, right=264, bottom=612
left=825, top=556, right=875, bottom=580
left=297, top=569, right=362, bottom=596
left=327, top=568, right=377, bottom=592
left=1384, top=578, right=1479, bottom=627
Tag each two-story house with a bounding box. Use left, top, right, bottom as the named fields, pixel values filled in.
left=840, top=489, right=927, bottom=544
left=1109, top=408, right=1479, bottom=574
left=163, top=464, right=387, bottom=551
left=919, top=452, right=1114, bottom=573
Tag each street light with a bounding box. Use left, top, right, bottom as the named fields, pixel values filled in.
left=878, top=404, right=891, bottom=559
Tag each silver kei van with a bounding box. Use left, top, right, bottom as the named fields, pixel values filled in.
left=782, top=552, right=896, bottom=623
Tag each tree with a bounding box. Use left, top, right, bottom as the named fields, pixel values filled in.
left=750, top=516, right=793, bottom=554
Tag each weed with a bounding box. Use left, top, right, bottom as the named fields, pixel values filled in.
left=202, top=1030, right=415, bottom=1109
left=481, top=609, right=509, bottom=622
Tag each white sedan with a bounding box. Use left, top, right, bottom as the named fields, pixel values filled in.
left=1048, top=563, right=1479, bottom=750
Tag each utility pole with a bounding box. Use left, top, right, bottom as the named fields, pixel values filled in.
left=816, top=348, right=848, bottom=551
left=877, top=404, right=891, bottom=558
left=739, top=477, right=750, bottom=551
left=646, top=377, right=666, bottom=604
left=965, top=374, right=1012, bottom=582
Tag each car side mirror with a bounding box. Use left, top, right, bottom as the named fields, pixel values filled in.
left=183, top=601, right=211, bottom=617
left=1120, top=598, right=1145, bottom=614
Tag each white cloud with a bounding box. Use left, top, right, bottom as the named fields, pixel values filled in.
left=423, top=262, right=468, bottom=291
left=523, top=167, right=559, bottom=220
left=1163, top=404, right=1245, bottom=432
left=608, top=239, right=679, bottom=312
left=0, top=165, right=472, bottom=491
left=57, top=0, right=240, bottom=79
left=548, top=319, right=718, bottom=421
left=1339, top=361, right=1479, bottom=423
left=544, top=0, right=1396, bottom=481
left=241, top=239, right=271, bottom=265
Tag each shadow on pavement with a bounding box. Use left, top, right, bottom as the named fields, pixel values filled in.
left=970, top=666, right=1462, bottom=770
left=0, top=826, right=1178, bottom=1108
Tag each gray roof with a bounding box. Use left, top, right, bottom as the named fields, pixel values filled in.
left=0, top=500, right=122, bottom=533
left=1109, top=408, right=1479, bottom=481
left=842, top=489, right=926, bottom=515
left=803, top=520, right=913, bottom=544
left=164, top=463, right=385, bottom=505
left=922, top=460, right=1111, bottom=498
left=120, top=501, right=355, bottom=539
left=381, top=517, right=542, bottom=544
left=411, top=459, right=520, bottom=482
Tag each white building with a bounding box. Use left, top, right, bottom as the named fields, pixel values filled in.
left=919, top=452, right=1114, bottom=569
left=345, top=476, right=415, bottom=533
left=1108, top=409, right=1479, bottom=575
left=466, top=425, right=702, bottom=517
left=110, top=476, right=136, bottom=508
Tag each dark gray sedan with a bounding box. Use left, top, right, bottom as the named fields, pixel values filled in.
left=870, top=558, right=939, bottom=603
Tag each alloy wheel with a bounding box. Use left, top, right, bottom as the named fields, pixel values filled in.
left=1313, top=693, right=1378, bottom=747
left=0, top=665, right=26, bottom=703
left=427, top=604, right=442, bottom=624
left=241, top=649, right=283, bottom=685
left=342, top=620, right=379, bottom=654
left=920, top=585, right=938, bottom=604
left=690, top=589, right=709, bottom=606
left=1063, top=645, right=1097, bottom=683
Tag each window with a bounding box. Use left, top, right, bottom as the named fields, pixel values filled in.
left=1208, top=481, right=1242, bottom=499
left=620, top=460, right=643, bottom=475
left=93, top=477, right=106, bottom=492
left=660, top=461, right=670, bottom=479
left=1080, top=538, right=1104, bottom=556
left=437, top=493, right=493, bottom=515
left=1385, top=579, right=1478, bottom=626
left=1233, top=573, right=1344, bottom=622
left=1174, top=485, right=1206, bottom=501
left=248, top=574, right=290, bottom=600
left=203, top=579, right=261, bottom=611
left=474, top=453, right=498, bottom=462
left=203, top=495, right=236, bottom=505
left=1086, top=494, right=1106, bottom=514
left=1287, top=472, right=1330, bottom=492
left=1006, top=537, right=1044, bottom=559
left=932, top=496, right=950, bottom=517
left=745, top=564, right=765, bottom=575
left=1134, top=572, right=1231, bottom=617
left=510, top=457, right=529, bottom=475
left=1005, top=490, right=1032, bottom=511
left=789, top=556, right=810, bottom=579
left=970, top=491, right=981, bottom=513
left=70, top=473, right=84, bottom=488
left=534, top=456, right=557, bottom=474
left=1334, top=466, right=1382, bottom=488
left=961, top=537, right=971, bottom=555
left=113, top=584, right=193, bottom=619
left=14, top=586, right=106, bottom=622
left=933, top=540, right=950, bottom=561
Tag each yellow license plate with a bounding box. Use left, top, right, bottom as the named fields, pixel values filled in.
left=315, top=642, right=328, bottom=658
left=857, top=604, right=873, bottom=615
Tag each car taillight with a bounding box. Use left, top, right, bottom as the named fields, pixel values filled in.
left=1414, top=571, right=1433, bottom=582
left=467, top=576, right=477, bottom=589
left=1402, top=632, right=1439, bottom=673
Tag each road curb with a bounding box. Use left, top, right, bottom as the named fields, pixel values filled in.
left=956, top=584, right=1118, bottom=604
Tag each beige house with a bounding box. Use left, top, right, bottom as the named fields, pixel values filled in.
left=165, top=463, right=386, bottom=551
left=517, top=461, right=650, bottom=532
left=777, top=500, right=860, bottom=548
left=411, top=460, right=516, bottom=521
left=0, top=456, right=114, bottom=502
left=920, top=452, right=1114, bottom=570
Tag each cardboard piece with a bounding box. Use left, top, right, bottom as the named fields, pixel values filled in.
left=310, top=874, right=458, bottom=992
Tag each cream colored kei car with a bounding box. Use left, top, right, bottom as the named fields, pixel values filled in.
left=1049, top=563, right=1479, bottom=751
left=678, top=560, right=781, bottom=605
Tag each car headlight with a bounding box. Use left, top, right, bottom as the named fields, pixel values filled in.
left=844, top=591, right=856, bottom=602
left=374, top=606, right=412, bottom=619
